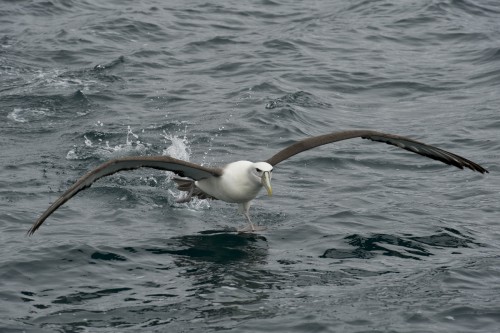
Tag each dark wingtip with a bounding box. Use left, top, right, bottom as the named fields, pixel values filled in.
left=26, top=227, right=36, bottom=237
left=26, top=221, right=41, bottom=237
left=463, top=160, right=488, bottom=174
left=472, top=164, right=487, bottom=174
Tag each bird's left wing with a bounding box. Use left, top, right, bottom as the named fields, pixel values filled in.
left=265, top=130, right=488, bottom=173
left=27, top=156, right=222, bottom=235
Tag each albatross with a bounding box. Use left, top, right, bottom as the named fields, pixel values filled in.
left=27, top=130, right=488, bottom=235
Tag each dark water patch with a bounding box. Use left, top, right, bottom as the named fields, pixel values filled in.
left=324, top=233, right=431, bottom=260
left=409, top=227, right=480, bottom=248
left=90, top=251, right=127, bottom=262
left=322, top=228, right=480, bottom=260
left=144, top=293, right=177, bottom=299
left=52, top=287, right=132, bottom=305
left=320, top=247, right=376, bottom=260
left=145, top=233, right=268, bottom=264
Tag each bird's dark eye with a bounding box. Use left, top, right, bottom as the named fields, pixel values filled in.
left=255, top=168, right=262, bottom=172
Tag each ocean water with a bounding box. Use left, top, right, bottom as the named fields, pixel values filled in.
left=1, top=0, right=499, bottom=332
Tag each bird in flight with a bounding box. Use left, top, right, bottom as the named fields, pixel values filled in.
left=27, top=130, right=488, bottom=235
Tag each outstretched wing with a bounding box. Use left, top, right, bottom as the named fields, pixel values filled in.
left=265, top=130, right=488, bottom=173
left=28, top=156, right=222, bottom=235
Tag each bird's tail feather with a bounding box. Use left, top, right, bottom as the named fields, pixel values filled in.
left=172, top=177, right=214, bottom=202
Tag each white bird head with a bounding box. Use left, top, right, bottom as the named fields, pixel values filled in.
left=252, top=162, right=273, bottom=196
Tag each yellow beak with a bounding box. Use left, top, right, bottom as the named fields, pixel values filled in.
left=262, top=171, right=272, bottom=196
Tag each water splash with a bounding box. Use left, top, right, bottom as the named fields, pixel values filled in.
left=65, top=123, right=210, bottom=210
left=83, top=135, right=93, bottom=147
left=126, top=125, right=140, bottom=146
left=161, top=128, right=210, bottom=211
left=161, top=127, right=191, bottom=162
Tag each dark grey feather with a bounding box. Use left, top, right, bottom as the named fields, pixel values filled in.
left=28, top=156, right=222, bottom=235
left=266, top=130, right=488, bottom=174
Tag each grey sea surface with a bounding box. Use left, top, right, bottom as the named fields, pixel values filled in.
left=1, top=0, right=499, bottom=332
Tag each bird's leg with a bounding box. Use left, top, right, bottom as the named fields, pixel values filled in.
left=237, top=202, right=267, bottom=233
left=175, top=182, right=195, bottom=204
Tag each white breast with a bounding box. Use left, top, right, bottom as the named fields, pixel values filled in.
left=195, top=161, right=262, bottom=203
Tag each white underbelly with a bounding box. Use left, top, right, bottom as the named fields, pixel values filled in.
left=196, top=176, right=262, bottom=203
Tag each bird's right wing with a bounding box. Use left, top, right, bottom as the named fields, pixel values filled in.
left=28, top=156, right=222, bottom=235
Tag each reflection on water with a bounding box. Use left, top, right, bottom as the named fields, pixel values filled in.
left=145, top=231, right=269, bottom=264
